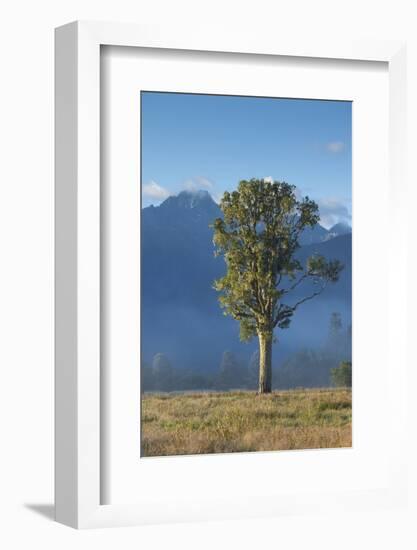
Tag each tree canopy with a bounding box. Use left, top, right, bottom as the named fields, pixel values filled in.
left=213, top=178, right=343, bottom=341
left=212, top=178, right=344, bottom=392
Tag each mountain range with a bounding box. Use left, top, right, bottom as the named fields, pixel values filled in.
left=141, top=190, right=352, bottom=372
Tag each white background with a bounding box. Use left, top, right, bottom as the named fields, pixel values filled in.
left=1, top=1, right=416, bottom=549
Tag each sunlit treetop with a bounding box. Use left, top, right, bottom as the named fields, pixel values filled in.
left=212, top=178, right=343, bottom=342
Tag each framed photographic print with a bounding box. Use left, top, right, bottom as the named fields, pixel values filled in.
left=138, top=92, right=353, bottom=458
left=55, top=21, right=408, bottom=528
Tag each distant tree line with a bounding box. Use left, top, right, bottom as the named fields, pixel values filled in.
left=142, top=312, right=352, bottom=393
left=278, top=312, right=352, bottom=389
left=142, top=350, right=251, bottom=393
left=331, top=361, right=352, bottom=388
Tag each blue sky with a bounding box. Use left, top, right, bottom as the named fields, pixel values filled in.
left=141, top=92, right=352, bottom=228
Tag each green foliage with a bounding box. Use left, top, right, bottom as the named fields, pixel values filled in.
left=331, top=361, right=352, bottom=388
left=212, top=179, right=344, bottom=343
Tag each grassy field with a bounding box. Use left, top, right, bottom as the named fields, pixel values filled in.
left=141, top=388, right=352, bottom=457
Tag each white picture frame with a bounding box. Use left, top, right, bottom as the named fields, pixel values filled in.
left=55, top=21, right=407, bottom=529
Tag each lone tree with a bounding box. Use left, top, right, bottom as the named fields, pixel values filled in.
left=212, top=178, right=343, bottom=393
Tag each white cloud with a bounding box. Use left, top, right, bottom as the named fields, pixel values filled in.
left=183, top=176, right=214, bottom=192
left=142, top=180, right=170, bottom=201
left=213, top=192, right=224, bottom=204
left=263, top=176, right=274, bottom=183
left=317, top=197, right=351, bottom=229
left=326, top=141, right=345, bottom=153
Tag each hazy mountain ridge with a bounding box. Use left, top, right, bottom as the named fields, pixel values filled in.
left=141, top=191, right=352, bottom=373
left=143, top=190, right=351, bottom=244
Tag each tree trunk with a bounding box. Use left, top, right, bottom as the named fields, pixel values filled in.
left=258, top=332, right=273, bottom=393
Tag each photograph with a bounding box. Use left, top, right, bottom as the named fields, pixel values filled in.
left=140, top=91, right=352, bottom=457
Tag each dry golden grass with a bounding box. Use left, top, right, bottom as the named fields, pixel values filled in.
left=141, top=388, right=352, bottom=457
